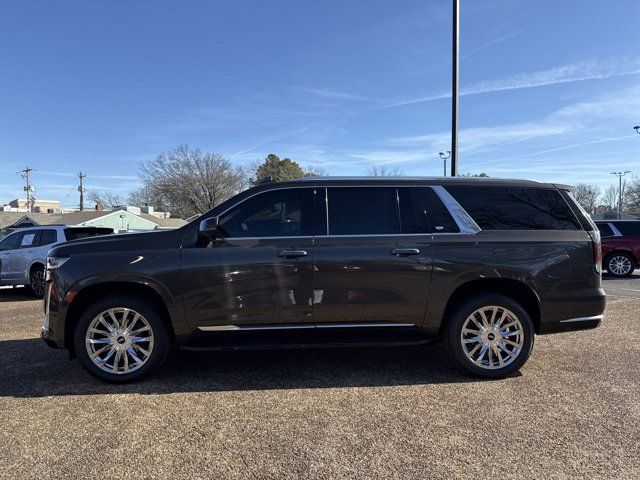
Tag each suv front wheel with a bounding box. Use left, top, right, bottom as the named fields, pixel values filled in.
left=444, top=294, right=535, bottom=378
left=74, top=294, right=170, bottom=383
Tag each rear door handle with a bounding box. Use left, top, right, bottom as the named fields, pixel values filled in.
left=277, top=250, right=308, bottom=258
left=390, top=248, right=420, bottom=256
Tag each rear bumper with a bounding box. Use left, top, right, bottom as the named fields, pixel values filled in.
left=538, top=314, right=603, bottom=334
left=538, top=288, right=606, bottom=334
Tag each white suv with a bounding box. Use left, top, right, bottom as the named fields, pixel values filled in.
left=0, top=225, right=113, bottom=297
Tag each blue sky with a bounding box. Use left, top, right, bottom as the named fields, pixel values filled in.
left=1, top=0, right=639, bottom=206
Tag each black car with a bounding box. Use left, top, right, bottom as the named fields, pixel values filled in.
left=42, top=177, right=605, bottom=382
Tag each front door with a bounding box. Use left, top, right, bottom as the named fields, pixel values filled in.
left=0, top=231, right=24, bottom=283
left=313, top=186, right=434, bottom=326
left=181, top=187, right=318, bottom=330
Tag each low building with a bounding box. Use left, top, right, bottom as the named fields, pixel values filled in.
left=8, top=199, right=61, bottom=213
left=0, top=209, right=187, bottom=236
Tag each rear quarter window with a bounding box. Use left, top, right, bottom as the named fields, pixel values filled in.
left=612, top=222, right=640, bottom=237
left=445, top=186, right=581, bottom=230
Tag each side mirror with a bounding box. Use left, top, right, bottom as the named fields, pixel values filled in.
left=199, top=217, right=220, bottom=237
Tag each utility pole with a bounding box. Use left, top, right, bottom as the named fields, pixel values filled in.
left=18, top=166, right=35, bottom=213
left=610, top=171, right=631, bottom=220
left=439, top=151, right=451, bottom=177
left=450, top=0, right=459, bottom=177
left=78, top=171, right=86, bottom=211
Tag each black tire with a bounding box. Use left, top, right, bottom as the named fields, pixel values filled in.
left=74, top=293, right=170, bottom=383
left=444, top=294, right=535, bottom=378
left=29, top=265, right=45, bottom=298
left=605, top=252, right=635, bottom=278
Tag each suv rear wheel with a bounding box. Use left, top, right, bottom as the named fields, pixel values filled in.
left=605, top=252, right=635, bottom=278
left=444, top=294, right=535, bottom=378
left=74, top=294, right=170, bottom=383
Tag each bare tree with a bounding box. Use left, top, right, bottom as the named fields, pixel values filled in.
left=572, top=184, right=600, bottom=214
left=139, top=145, right=245, bottom=217
left=87, top=191, right=125, bottom=210
left=366, top=165, right=405, bottom=176
left=601, top=182, right=630, bottom=213
left=602, top=185, right=618, bottom=210
left=624, top=175, right=640, bottom=213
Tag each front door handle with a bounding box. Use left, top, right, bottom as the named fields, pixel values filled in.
left=277, top=250, right=308, bottom=258
left=390, top=248, right=420, bottom=256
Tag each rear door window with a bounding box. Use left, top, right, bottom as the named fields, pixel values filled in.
left=20, top=232, right=38, bottom=248
left=416, top=187, right=460, bottom=233
left=398, top=188, right=428, bottom=234
left=612, top=222, right=640, bottom=237
left=327, top=187, right=399, bottom=235
left=445, top=186, right=581, bottom=230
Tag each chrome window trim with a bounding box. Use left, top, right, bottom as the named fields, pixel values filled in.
left=559, top=315, right=603, bottom=323
left=198, top=183, right=481, bottom=240
left=214, top=235, right=314, bottom=241
left=608, top=223, right=623, bottom=237
left=430, top=185, right=481, bottom=235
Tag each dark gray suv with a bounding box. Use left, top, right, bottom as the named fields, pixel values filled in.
left=42, top=177, right=605, bottom=382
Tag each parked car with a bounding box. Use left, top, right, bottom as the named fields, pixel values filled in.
left=0, top=225, right=113, bottom=297
left=595, top=220, right=640, bottom=277
left=42, top=177, right=605, bottom=382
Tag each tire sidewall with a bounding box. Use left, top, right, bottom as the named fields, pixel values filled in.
left=445, top=294, right=535, bottom=378
left=74, top=294, right=169, bottom=383
left=605, top=252, right=634, bottom=277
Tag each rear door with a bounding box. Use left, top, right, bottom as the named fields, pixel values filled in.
left=312, top=186, right=434, bottom=326
left=16, top=230, right=41, bottom=282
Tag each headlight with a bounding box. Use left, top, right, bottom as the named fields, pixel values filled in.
left=46, top=256, right=70, bottom=280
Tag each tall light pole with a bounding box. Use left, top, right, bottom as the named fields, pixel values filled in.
left=610, top=171, right=631, bottom=220
left=450, top=0, right=459, bottom=177
left=439, top=151, right=451, bottom=177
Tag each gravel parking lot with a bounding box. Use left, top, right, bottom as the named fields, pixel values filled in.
left=1, top=278, right=639, bottom=479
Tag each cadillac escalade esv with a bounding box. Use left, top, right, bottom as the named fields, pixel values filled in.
left=42, top=177, right=605, bottom=382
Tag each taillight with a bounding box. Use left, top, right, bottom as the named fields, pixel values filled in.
left=592, top=231, right=602, bottom=274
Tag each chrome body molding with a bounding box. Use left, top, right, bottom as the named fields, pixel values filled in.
left=198, top=322, right=415, bottom=332
left=559, top=315, right=604, bottom=323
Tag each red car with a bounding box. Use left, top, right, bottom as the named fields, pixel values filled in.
left=595, top=220, right=640, bottom=277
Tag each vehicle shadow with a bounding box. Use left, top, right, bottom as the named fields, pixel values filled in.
left=0, top=338, right=481, bottom=398
left=0, top=286, right=37, bottom=302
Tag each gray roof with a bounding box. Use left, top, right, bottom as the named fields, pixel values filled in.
left=138, top=213, right=188, bottom=228
left=0, top=211, right=187, bottom=229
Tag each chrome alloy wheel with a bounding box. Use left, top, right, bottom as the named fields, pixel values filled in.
left=460, top=306, right=524, bottom=370
left=85, top=308, right=154, bottom=374
left=609, top=255, right=632, bottom=276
